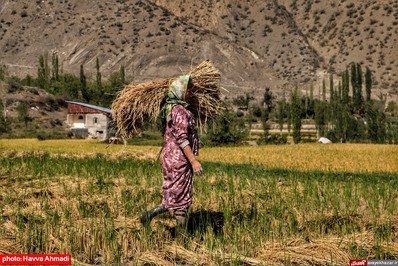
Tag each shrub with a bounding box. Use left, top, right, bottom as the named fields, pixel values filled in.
left=206, top=109, right=248, bottom=145
left=7, top=76, right=23, bottom=93
left=257, top=133, right=288, bottom=145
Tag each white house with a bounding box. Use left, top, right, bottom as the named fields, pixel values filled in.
left=65, top=101, right=113, bottom=141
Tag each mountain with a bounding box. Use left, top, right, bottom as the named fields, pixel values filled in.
left=0, top=0, right=397, bottom=101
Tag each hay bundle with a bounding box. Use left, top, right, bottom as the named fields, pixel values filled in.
left=111, top=61, right=223, bottom=138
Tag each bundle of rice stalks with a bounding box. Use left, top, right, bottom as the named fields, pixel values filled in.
left=111, top=61, right=223, bottom=138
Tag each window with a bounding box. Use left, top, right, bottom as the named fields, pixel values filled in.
left=94, top=117, right=98, bottom=124
left=78, top=115, right=83, bottom=120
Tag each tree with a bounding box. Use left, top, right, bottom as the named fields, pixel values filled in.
left=80, top=64, right=89, bottom=102
left=352, top=62, right=363, bottom=114
left=16, top=102, right=31, bottom=127
left=61, top=74, right=80, bottom=99
left=276, top=98, right=286, bottom=133
left=102, top=71, right=125, bottom=107
left=207, top=108, right=248, bottom=145
left=322, top=78, right=326, bottom=102
left=51, top=52, right=59, bottom=81
left=365, top=66, right=372, bottom=103
left=260, top=107, right=270, bottom=142
left=342, top=69, right=350, bottom=105
left=22, top=74, right=33, bottom=86
left=329, top=74, right=334, bottom=103
left=120, top=65, right=126, bottom=85
left=0, top=98, right=4, bottom=133
left=314, top=99, right=326, bottom=137
left=286, top=102, right=292, bottom=134
left=328, top=74, right=338, bottom=133
left=355, top=63, right=363, bottom=112
left=366, top=102, right=386, bottom=143
left=232, top=93, right=253, bottom=111
left=37, top=54, right=48, bottom=89
left=0, top=65, right=7, bottom=81
left=290, top=86, right=302, bottom=143
left=263, top=87, right=275, bottom=112
left=96, top=57, right=102, bottom=91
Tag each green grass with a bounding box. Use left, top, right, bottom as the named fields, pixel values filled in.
left=0, top=152, right=397, bottom=264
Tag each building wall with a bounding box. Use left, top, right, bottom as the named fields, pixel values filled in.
left=66, top=113, right=111, bottom=141
left=85, top=113, right=110, bottom=140
left=67, top=114, right=85, bottom=128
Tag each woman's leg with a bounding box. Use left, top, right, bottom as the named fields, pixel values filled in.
left=174, top=208, right=188, bottom=227
left=140, top=204, right=167, bottom=226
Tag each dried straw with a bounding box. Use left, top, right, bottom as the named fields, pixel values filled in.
left=111, top=61, right=223, bottom=138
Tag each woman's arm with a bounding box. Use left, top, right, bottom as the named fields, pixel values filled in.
left=182, top=145, right=203, bottom=176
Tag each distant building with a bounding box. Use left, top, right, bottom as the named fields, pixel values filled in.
left=65, top=101, right=113, bottom=141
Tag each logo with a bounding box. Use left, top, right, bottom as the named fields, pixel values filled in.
left=350, top=260, right=367, bottom=266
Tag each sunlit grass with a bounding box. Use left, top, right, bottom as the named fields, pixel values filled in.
left=0, top=139, right=161, bottom=159
left=1, top=139, right=397, bottom=173
left=0, top=153, right=396, bottom=265
left=0, top=139, right=396, bottom=264
left=200, top=144, right=398, bottom=173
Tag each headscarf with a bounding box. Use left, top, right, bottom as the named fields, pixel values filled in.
left=161, top=75, right=191, bottom=124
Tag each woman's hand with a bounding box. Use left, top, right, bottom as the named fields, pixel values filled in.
left=182, top=145, right=203, bottom=176
left=191, top=159, right=203, bottom=176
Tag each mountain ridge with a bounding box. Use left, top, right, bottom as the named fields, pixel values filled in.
left=0, top=0, right=397, bottom=101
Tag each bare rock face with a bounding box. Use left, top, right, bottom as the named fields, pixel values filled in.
left=0, top=0, right=396, bottom=100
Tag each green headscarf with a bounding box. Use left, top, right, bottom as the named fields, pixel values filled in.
left=161, top=75, right=191, bottom=124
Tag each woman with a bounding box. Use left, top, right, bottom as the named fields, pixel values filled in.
left=140, top=75, right=203, bottom=229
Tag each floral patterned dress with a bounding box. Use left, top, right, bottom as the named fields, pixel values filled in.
left=161, top=104, right=199, bottom=210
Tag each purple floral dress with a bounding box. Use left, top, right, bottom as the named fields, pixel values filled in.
left=161, top=104, right=199, bottom=210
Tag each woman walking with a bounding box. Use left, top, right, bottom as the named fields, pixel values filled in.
left=140, top=75, right=203, bottom=230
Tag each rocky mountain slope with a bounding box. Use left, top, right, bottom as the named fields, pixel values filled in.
left=0, top=0, right=397, bottom=101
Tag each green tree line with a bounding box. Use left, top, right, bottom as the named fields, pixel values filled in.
left=1, top=58, right=397, bottom=144
left=223, top=62, right=397, bottom=145
left=267, top=62, right=398, bottom=144
left=1, top=52, right=129, bottom=108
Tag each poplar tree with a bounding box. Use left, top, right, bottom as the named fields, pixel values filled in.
left=286, top=103, right=292, bottom=134
left=338, top=81, right=342, bottom=100
left=277, top=98, right=285, bottom=133
left=44, top=53, right=50, bottom=85
left=0, top=99, right=4, bottom=133
left=37, top=55, right=47, bottom=89
left=96, top=57, right=102, bottom=91
left=290, top=86, right=302, bottom=143
left=51, top=52, right=59, bottom=81
left=351, top=63, right=357, bottom=97
left=356, top=63, right=362, bottom=89
left=263, top=87, right=274, bottom=112
left=365, top=66, right=372, bottom=103
left=329, top=74, right=334, bottom=103
left=367, top=103, right=386, bottom=143
left=329, top=74, right=337, bottom=133
left=314, top=99, right=326, bottom=137
left=352, top=63, right=363, bottom=114
left=16, top=102, right=31, bottom=127
left=261, top=107, right=270, bottom=142
left=342, top=69, right=350, bottom=105
left=355, top=63, right=363, bottom=113
left=120, top=65, right=126, bottom=85
left=80, top=64, right=89, bottom=102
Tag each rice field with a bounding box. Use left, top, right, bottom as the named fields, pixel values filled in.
left=0, top=139, right=397, bottom=265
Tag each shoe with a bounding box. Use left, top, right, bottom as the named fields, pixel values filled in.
left=140, top=205, right=166, bottom=226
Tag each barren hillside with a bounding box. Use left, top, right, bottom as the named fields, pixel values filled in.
left=0, top=0, right=397, bottom=101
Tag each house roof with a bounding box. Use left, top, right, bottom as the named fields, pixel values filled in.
left=65, top=101, right=112, bottom=114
